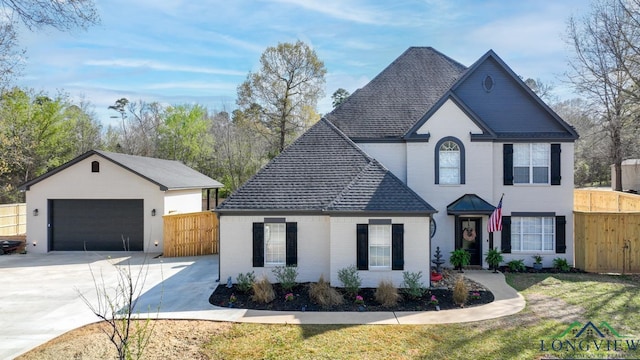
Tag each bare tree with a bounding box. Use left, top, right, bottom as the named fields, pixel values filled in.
left=237, top=40, right=326, bottom=153
left=566, top=0, right=639, bottom=191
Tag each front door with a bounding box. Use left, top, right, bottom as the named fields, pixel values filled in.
left=456, top=217, right=482, bottom=266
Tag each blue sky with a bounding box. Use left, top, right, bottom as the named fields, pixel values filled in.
left=17, top=0, right=589, bottom=127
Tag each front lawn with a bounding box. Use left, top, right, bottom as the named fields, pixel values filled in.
left=19, top=272, right=640, bottom=360
left=202, top=272, right=640, bottom=360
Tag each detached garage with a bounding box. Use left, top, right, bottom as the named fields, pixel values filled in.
left=19, top=150, right=222, bottom=253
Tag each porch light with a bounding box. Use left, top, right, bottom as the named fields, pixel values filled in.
left=151, top=209, right=156, bottom=216
left=33, top=209, right=38, bottom=216
left=154, top=241, right=158, bottom=247
left=32, top=241, right=36, bottom=246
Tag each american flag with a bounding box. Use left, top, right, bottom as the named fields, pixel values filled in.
left=487, top=195, right=503, bottom=233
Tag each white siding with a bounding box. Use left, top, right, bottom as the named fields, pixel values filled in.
left=219, top=215, right=330, bottom=284
left=164, top=189, right=203, bottom=214
left=329, top=216, right=430, bottom=288
left=356, top=142, right=407, bottom=183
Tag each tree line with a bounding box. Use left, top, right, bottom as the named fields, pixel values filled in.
left=2, top=0, right=640, bottom=204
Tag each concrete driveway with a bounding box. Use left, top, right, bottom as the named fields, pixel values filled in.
left=0, top=252, right=219, bottom=360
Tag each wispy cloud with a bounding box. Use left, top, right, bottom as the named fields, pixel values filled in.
left=143, top=81, right=238, bottom=91
left=84, top=59, right=246, bottom=76
left=266, top=0, right=392, bottom=25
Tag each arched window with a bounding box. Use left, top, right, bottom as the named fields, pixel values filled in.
left=91, top=161, right=100, bottom=173
left=435, top=137, right=465, bottom=184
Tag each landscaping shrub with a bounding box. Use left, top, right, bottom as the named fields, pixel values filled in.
left=272, top=265, right=298, bottom=292
left=337, top=265, right=361, bottom=296
left=553, top=257, right=571, bottom=272
left=401, top=271, right=426, bottom=299
left=507, top=259, right=526, bottom=272
left=251, top=276, right=275, bottom=303
left=452, top=276, right=468, bottom=307
left=236, top=271, right=256, bottom=293
left=375, top=280, right=401, bottom=307
left=309, top=275, right=344, bottom=307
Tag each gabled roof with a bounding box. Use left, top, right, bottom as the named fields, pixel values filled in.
left=19, top=150, right=223, bottom=191
left=217, top=118, right=436, bottom=215
left=327, top=47, right=578, bottom=142
left=325, top=47, right=467, bottom=140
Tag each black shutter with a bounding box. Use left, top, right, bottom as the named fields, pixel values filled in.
left=252, top=222, right=264, bottom=267
left=286, top=222, right=298, bottom=266
left=503, top=144, right=513, bottom=185
left=556, top=216, right=567, bottom=253
left=551, top=144, right=561, bottom=185
left=356, top=224, right=368, bottom=270
left=391, top=224, right=404, bottom=270
left=501, top=216, right=511, bottom=253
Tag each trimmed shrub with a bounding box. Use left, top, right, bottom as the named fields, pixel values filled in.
left=507, top=259, right=526, bottom=272
left=272, top=266, right=298, bottom=292
left=452, top=276, right=468, bottom=307
left=375, top=280, right=401, bottom=307
left=309, top=275, right=344, bottom=307
left=236, top=271, right=256, bottom=293
left=402, top=271, right=426, bottom=299
left=251, top=276, right=275, bottom=303
left=553, top=257, right=571, bottom=272
left=337, top=265, right=361, bottom=296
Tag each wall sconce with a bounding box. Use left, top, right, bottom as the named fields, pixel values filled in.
left=151, top=209, right=156, bottom=216
left=32, top=241, right=36, bottom=246
left=33, top=209, right=38, bottom=216
left=154, top=241, right=158, bottom=247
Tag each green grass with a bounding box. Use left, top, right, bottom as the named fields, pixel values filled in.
left=201, top=273, right=640, bottom=360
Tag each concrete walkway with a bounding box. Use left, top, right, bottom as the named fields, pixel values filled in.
left=154, top=270, right=526, bottom=325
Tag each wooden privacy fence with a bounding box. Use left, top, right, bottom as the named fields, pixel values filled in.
left=0, top=203, right=26, bottom=236
left=163, top=211, right=218, bottom=257
left=574, top=189, right=640, bottom=273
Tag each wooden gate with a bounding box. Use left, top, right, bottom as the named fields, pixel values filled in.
left=574, top=189, right=640, bottom=273
left=163, top=211, right=218, bottom=257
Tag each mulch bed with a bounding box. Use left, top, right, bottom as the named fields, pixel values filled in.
left=209, top=281, right=494, bottom=312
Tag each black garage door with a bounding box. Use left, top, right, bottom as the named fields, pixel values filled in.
left=50, top=199, right=144, bottom=251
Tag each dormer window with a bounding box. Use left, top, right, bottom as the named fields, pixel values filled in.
left=483, top=75, right=494, bottom=92
left=91, top=161, right=100, bottom=173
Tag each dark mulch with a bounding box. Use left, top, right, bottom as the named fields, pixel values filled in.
left=209, top=282, right=494, bottom=312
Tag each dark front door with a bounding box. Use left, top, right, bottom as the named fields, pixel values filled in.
left=456, top=217, right=482, bottom=266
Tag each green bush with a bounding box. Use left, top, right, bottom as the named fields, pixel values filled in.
left=485, top=248, right=504, bottom=272
left=553, top=257, right=571, bottom=272
left=236, top=271, right=256, bottom=293
left=507, top=259, right=526, bottom=272
left=450, top=249, right=471, bottom=270
left=272, top=265, right=298, bottom=292
left=337, top=265, right=362, bottom=296
left=401, top=271, right=426, bottom=299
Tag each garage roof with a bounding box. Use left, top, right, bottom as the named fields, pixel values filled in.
left=19, top=150, right=223, bottom=191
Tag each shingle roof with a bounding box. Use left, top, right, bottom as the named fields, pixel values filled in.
left=327, top=47, right=578, bottom=141
left=325, top=47, right=467, bottom=139
left=217, top=119, right=435, bottom=214
left=19, top=150, right=223, bottom=191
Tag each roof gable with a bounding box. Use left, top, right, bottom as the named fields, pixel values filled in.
left=19, top=150, right=222, bottom=191
left=325, top=47, right=467, bottom=139
left=451, top=51, right=578, bottom=141
left=217, top=119, right=435, bottom=214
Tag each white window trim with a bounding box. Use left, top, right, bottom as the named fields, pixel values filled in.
left=264, top=222, right=286, bottom=266
left=439, top=141, right=461, bottom=185
left=511, top=216, right=555, bottom=253
left=513, top=143, right=550, bottom=185
left=368, top=224, right=391, bottom=270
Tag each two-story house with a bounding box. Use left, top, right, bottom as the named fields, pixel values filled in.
left=217, top=47, right=578, bottom=288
